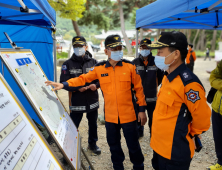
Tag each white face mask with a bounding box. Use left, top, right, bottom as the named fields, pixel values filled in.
left=74, top=47, right=85, bottom=57
left=154, top=51, right=175, bottom=70
left=140, top=49, right=150, bottom=57
left=110, top=50, right=123, bottom=61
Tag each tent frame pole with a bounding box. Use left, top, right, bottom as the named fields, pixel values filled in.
left=53, top=31, right=57, bottom=83
left=136, top=28, right=139, bottom=58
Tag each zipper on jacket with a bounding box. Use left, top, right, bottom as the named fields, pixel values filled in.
left=113, top=67, right=119, bottom=118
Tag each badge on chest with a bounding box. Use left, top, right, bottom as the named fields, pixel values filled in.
left=101, top=73, right=109, bottom=77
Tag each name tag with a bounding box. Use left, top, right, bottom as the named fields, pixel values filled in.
left=147, top=66, right=157, bottom=70
left=136, top=66, right=144, bottom=71
left=70, top=69, right=82, bottom=74
left=101, top=73, right=108, bottom=77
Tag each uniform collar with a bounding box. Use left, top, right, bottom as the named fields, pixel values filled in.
left=167, top=63, right=187, bottom=82
left=105, top=60, right=123, bottom=68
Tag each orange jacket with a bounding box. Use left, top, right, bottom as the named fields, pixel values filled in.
left=150, top=63, right=211, bottom=161
left=186, top=49, right=196, bottom=64
left=63, top=59, right=147, bottom=124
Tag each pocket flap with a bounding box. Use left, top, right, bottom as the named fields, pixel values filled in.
left=120, top=75, right=131, bottom=82
left=158, top=93, right=174, bottom=107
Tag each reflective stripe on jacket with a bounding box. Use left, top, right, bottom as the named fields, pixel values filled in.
left=60, top=51, right=99, bottom=113
left=132, top=53, right=164, bottom=103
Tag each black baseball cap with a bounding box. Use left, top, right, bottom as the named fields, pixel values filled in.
left=140, top=38, right=151, bottom=47
left=148, top=31, right=188, bottom=51
left=72, top=36, right=86, bottom=46
left=105, top=34, right=123, bottom=48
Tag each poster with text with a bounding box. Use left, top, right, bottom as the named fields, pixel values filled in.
left=0, top=74, right=63, bottom=170
left=0, top=50, right=80, bottom=169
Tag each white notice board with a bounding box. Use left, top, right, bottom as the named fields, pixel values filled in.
left=0, top=73, right=63, bottom=170
left=0, top=49, right=80, bottom=170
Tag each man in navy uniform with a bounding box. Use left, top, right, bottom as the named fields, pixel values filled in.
left=60, top=36, right=101, bottom=154
left=132, top=39, right=163, bottom=137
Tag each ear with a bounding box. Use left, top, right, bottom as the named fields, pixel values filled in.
left=174, top=50, right=180, bottom=60
left=104, top=49, right=108, bottom=55
left=85, top=46, right=88, bottom=51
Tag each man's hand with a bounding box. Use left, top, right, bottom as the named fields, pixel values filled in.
left=45, top=81, right=64, bottom=91
left=138, top=112, right=147, bottom=126
left=78, top=87, right=87, bottom=92
left=87, top=84, right=97, bottom=91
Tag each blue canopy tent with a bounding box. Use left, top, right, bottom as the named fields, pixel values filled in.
left=135, top=0, right=222, bottom=56
left=0, top=0, right=56, bottom=125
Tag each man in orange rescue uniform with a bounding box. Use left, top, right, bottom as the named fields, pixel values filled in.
left=147, top=31, right=211, bottom=170
left=45, top=34, right=147, bottom=170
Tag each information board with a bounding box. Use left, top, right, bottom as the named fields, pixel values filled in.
left=0, top=49, right=80, bottom=170
left=0, top=74, right=63, bottom=170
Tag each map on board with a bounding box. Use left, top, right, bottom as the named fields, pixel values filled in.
left=0, top=74, right=63, bottom=170
left=0, top=50, right=80, bottom=169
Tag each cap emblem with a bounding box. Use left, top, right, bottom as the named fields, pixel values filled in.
left=75, top=38, right=80, bottom=41
left=114, top=37, right=119, bottom=40
left=171, top=42, right=176, bottom=45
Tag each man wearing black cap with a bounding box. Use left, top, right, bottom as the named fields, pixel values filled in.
left=45, top=34, right=147, bottom=170
left=60, top=36, right=101, bottom=155
left=147, top=31, right=211, bottom=170
left=132, top=38, right=163, bottom=137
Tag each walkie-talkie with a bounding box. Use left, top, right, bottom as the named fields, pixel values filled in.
left=195, top=136, right=203, bottom=152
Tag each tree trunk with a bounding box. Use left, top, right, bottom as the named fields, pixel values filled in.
left=219, top=31, right=222, bottom=42
left=192, top=29, right=200, bottom=50
left=117, top=0, right=132, bottom=55
left=196, top=37, right=201, bottom=51
left=211, top=30, right=217, bottom=52
left=200, top=30, right=206, bottom=51
left=72, top=20, right=81, bottom=36
left=157, top=29, right=161, bottom=39
left=139, top=28, right=143, bottom=41
left=187, top=29, right=191, bottom=44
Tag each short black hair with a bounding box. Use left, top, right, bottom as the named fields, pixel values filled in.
left=168, top=47, right=187, bottom=62
left=188, top=44, right=193, bottom=48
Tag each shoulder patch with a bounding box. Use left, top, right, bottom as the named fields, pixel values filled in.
left=186, top=89, right=200, bottom=103
left=180, top=71, right=192, bottom=82
left=62, top=65, right=67, bottom=74
left=62, top=65, right=67, bottom=70
left=90, top=67, right=95, bottom=71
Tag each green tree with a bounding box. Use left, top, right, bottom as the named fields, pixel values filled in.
left=77, top=0, right=112, bottom=31
left=48, top=0, right=86, bottom=36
